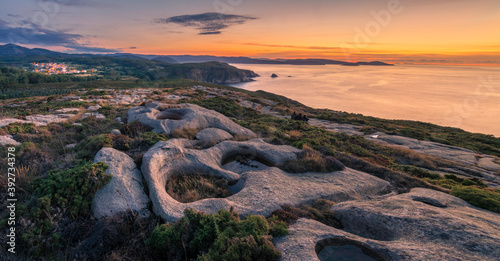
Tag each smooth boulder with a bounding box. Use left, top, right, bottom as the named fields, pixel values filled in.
left=92, top=147, right=150, bottom=219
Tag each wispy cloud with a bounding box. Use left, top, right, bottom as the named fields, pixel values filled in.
left=31, top=0, right=102, bottom=7
left=0, top=17, right=118, bottom=53
left=240, top=42, right=344, bottom=51
left=156, top=12, right=256, bottom=35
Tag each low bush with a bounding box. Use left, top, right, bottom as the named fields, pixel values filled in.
left=171, top=127, right=200, bottom=139
left=166, top=174, right=233, bottom=203
left=119, top=121, right=153, bottom=138
left=17, top=162, right=110, bottom=257
left=30, top=161, right=111, bottom=217
left=451, top=186, right=500, bottom=213
left=75, top=134, right=113, bottom=159
left=269, top=199, right=342, bottom=229
left=140, top=131, right=168, bottom=145
left=146, top=208, right=284, bottom=261
left=280, top=146, right=345, bottom=173
left=391, top=164, right=441, bottom=180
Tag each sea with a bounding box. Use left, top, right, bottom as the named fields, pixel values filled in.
left=229, top=64, right=500, bottom=137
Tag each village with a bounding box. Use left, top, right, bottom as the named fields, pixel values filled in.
left=31, top=62, right=97, bottom=75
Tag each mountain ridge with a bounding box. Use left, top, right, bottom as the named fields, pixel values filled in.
left=0, top=44, right=393, bottom=66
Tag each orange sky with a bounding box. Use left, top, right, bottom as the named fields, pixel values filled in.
left=1, top=0, right=499, bottom=65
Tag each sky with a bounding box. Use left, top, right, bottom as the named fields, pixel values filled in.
left=0, top=0, right=499, bottom=65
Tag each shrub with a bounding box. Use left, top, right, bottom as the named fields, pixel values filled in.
left=269, top=200, right=342, bottom=229
left=112, top=134, right=132, bottom=151
left=171, top=127, right=200, bottom=139
left=451, top=186, right=500, bottom=213
left=280, top=147, right=345, bottom=173
left=391, top=164, right=441, bottom=180
left=166, top=174, right=233, bottom=203
left=75, top=134, right=113, bottom=159
left=19, top=162, right=110, bottom=257
left=119, top=121, right=153, bottom=138
left=140, top=131, right=168, bottom=145
left=30, top=161, right=111, bottom=217
left=146, top=209, right=283, bottom=261
left=2, top=122, right=36, bottom=134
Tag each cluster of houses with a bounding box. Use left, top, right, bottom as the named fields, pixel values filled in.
left=32, top=62, right=96, bottom=75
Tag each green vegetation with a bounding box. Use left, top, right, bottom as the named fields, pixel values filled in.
left=0, top=80, right=499, bottom=259
left=166, top=174, right=233, bottom=203
left=30, top=161, right=111, bottom=217
left=17, top=162, right=110, bottom=257
left=315, top=110, right=500, bottom=157
left=0, top=66, right=98, bottom=88
left=451, top=186, right=500, bottom=213
left=146, top=208, right=285, bottom=261
left=280, top=145, right=345, bottom=173
left=0, top=100, right=86, bottom=117
left=270, top=199, right=342, bottom=229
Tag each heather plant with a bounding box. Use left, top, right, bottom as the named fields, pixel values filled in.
left=146, top=209, right=285, bottom=261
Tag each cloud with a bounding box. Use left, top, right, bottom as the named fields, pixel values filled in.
left=241, top=42, right=344, bottom=51
left=156, top=12, right=256, bottom=35
left=32, top=0, right=102, bottom=7
left=64, top=45, right=120, bottom=53
left=0, top=18, right=118, bottom=53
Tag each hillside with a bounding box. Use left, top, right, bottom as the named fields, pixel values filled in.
left=0, top=45, right=259, bottom=85
left=0, top=81, right=499, bottom=260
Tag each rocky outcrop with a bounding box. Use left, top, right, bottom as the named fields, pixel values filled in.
left=276, top=188, right=500, bottom=260
left=92, top=147, right=150, bottom=219
left=141, top=138, right=391, bottom=222
left=195, top=128, right=233, bottom=144
left=0, top=114, right=78, bottom=127
left=0, top=135, right=21, bottom=146
left=127, top=103, right=256, bottom=137
left=271, top=73, right=278, bottom=78
left=365, top=132, right=500, bottom=185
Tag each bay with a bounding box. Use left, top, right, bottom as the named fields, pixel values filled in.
left=229, top=64, right=500, bottom=137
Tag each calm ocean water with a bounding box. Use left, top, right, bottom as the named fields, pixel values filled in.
left=229, top=64, right=500, bottom=137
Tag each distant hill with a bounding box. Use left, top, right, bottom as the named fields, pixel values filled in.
left=165, top=55, right=393, bottom=66
left=151, top=56, right=179, bottom=64
left=0, top=44, right=394, bottom=66
left=0, top=44, right=62, bottom=57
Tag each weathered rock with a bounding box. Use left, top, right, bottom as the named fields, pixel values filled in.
left=92, top=147, right=150, bottom=219
left=195, top=128, right=233, bottom=144
left=111, top=129, right=121, bottom=135
left=26, top=114, right=77, bottom=125
left=164, top=94, right=189, bottom=100
left=0, top=113, right=81, bottom=127
left=238, top=100, right=262, bottom=110
left=55, top=108, right=80, bottom=113
left=82, top=112, right=106, bottom=120
left=87, top=105, right=101, bottom=112
left=0, top=135, right=21, bottom=146
left=65, top=143, right=77, bottom=149
left=308, top=118, right=364, bottom=136
left=127, top=103, right=256, bottom=137
left=141, top=138, right=391, bottom=222
left=0, top=118, right=29, bottom=128
left=276, top=188, right=500, bottom=260
left=477, top=156, right=500, bottom=171
left=365, top=132, right=500, bottom=184
left=271, top=73, right=278, bottom=78
left=367, top=132, right=477, bottom=165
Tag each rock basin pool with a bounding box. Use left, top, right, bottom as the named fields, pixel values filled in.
left=317, top=245, right=377, bottom=261
left=316, top=238, right=387, bottom=261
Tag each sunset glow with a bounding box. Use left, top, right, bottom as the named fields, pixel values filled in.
left=1, top=0, right=499, bottom=65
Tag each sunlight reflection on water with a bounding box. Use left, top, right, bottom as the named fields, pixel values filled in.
left=230, top=64, right=500, bottom=137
